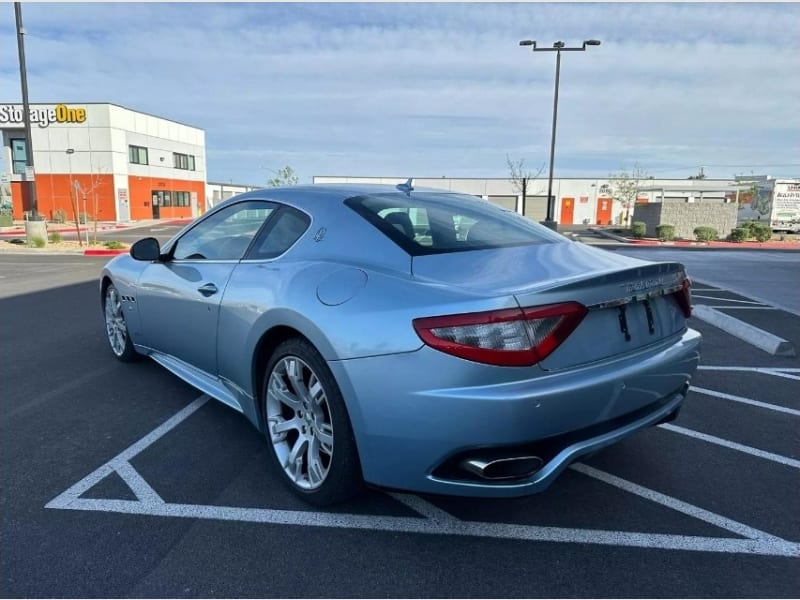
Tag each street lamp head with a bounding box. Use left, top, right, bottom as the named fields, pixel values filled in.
left=553, top=41, right=565, bottom=49
left=519, top=39, right=536, bottom=47
left=584, top=39, right=602, bottom=46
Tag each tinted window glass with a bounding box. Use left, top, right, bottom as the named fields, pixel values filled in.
left=172, top=201, right=276, bottom=260
left=248, top=207, right=311, bottom=260
left=345, top=192, right=561, bottom=256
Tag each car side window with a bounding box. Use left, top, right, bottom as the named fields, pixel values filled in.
left=247, top=206, right=311, bottom=260
left=172, top=201, right=277, bottom=261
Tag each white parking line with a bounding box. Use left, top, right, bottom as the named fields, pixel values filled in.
left=388, top=493, right=459, bottom=522
left=44, top=393, right=800, bottom=557
left=50, top=496, right=799, bottom=557
left=693, top=295, right=766, bottom=305
left=116, top=461, right=164, bottom=504
left=659, top=424, right=800, bottom=469
left=690, top=386, right=800, bottom=416
left=570, top=463, right=786, bottom=542
left=700, top=306, right=779, bottom=310
left=698, top=366, right=800, bottom=381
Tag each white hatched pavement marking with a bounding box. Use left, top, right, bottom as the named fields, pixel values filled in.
left=698, top=366, right=800, bottom=381
left=692, top=295, right=766, bottom=305
left=44, top=393, right=800, bottom=557
left=659, top=424, right=800, bottom=469
left=115, top=461, right=164, bottom=504
left=570, top=464, right=784, bottom=542
left=690, top=386, right=800, bottom=416
left=388, top=493, right=459, bottom=521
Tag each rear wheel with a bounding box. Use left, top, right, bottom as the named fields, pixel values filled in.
left=262, top=338, right=362, bottom=506
left=103, top=283, right=139, bottom=362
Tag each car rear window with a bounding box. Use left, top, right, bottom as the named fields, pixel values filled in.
left=345, top=192, right=562, bottom=256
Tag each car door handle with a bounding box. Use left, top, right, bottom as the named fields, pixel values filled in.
left=197, top=283, right=218, bottom=297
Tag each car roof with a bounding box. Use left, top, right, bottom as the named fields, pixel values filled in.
left=219, top=183, right=462, bottom=208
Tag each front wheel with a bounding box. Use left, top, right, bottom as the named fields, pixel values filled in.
left=262, top=338, right=362, bottom=506
left=103, top=283, right=139, bottom=362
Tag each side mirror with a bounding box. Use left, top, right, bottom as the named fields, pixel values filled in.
left=130, top=237, right=162, bottom=261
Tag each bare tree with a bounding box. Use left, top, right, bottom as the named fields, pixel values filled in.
left=609, top=164, right=650, bottom=227
left=266, top=166, right=299, bottom=187
left=506, top=155, right=545, bottom=215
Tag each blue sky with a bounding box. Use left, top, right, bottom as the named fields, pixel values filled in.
left=1, top=2, right=799, bottom=185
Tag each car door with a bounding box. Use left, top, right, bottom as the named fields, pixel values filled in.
left=136, top=200, right=277, bottom=375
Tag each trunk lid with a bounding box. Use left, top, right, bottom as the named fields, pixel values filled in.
left=411, top=241, right=690, bottom=370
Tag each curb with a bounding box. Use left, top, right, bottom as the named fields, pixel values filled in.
left=83, top=249, right=128, bottom=256
left=692, top=305, right=796, bottom=356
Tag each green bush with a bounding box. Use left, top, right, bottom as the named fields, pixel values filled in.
left=52, top=209, right=68, bottom=224
left=50, top=231, right=63, bottom=243
left=739, top=221, right=757, bottom=236
left=751, top=222, right=772, bottom=242
left=656, top=224, right=676, bottom=241
left=631, top=221, right=647, bottom=239
left=693, top=226, right=719, bottom=242
left=728, top=227, right=748, bottom=243
left=104, top=240, right=125, bottom=250
left=0, top=213, right=12, bottom=227
left=30, top=236, right=46, bottom=248
left=78, top=212, right=89, bottom=224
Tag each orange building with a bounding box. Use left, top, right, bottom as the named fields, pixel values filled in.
left=1, top=102, right=206, bottom=222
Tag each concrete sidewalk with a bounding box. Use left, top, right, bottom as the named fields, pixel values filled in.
left=0, top=218, right=193, bottom=237
left=586, top=227, right=800, bottom=251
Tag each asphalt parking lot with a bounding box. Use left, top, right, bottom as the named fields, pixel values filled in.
left=1, top=251, right=798, bottom=598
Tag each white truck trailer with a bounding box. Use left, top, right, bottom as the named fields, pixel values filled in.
left=738, top=178, right=800, bottom=232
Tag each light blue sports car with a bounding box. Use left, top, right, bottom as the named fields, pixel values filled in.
left=101, top=182, right=701, bottom=505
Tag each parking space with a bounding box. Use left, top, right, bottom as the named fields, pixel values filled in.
left=2, top=254, right=798, bottom=597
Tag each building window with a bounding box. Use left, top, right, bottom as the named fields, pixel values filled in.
left=173, top=152, right=195, bottom=171
left=129, top=145, right=148, bottom=165
left=173, top=191, right=191, bottom=207
left=11, top=138, right=28, bottom=174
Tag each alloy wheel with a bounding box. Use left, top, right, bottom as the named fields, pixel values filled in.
left=104, top=286, right=128, bottom=357
left=266, top=356, right=334, bottom=490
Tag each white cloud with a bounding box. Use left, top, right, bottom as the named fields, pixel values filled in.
left=0, top=2, right=798, bottom=183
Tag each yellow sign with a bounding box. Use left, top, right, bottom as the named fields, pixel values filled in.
left=0, top=103, right=87, bottom=128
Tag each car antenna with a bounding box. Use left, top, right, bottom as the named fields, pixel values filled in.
left=396, top=178, right=414, bottom=195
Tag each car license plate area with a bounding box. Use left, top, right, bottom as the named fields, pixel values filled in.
left=539, top=295, right=684, bottom=371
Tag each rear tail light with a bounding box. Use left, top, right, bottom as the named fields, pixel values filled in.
left=412, top=302, right=587, bottom=366
left=672, top=278, right=692, bottom=318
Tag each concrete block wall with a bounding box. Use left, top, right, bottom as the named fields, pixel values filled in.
left=632, top=202, right=738, bottom=239
left=660, top=202, right=738, bottom=239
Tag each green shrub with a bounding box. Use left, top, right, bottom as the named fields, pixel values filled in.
left=739, top=221, right=756, bottom=236
left=751, top=222, right=772, bottom=242
left=78, top=212, right=89, bottom=224
left=52, top=209, right=68, bottom=224
left=104, top=240, right=125, bottom=250
left=728, top=227, right=748, bottom=243
left=656, top=224, right=676, bottom=241
left=693, top=226, right=719, bottom=242
left=30, top=236, right=46, bottom=248
left=631, top=221, right=647, bottom=239
left=50, top=231, right=63, bottom=243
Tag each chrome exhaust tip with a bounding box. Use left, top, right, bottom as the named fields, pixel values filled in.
left=461, top=455, right=544, bottom=480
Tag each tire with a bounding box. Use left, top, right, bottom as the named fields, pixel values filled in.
left=262, top=337, right=362, bottom=506
left=103, top=283, right=139, bottom=362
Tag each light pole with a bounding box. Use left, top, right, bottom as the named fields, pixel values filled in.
left=519, top=39, right=601, bottom=230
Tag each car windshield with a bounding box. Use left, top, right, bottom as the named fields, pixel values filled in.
left=345, top=192, right=562, bottom=256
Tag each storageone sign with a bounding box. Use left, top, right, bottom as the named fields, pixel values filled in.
left=0, top=104, right=87, bottom=128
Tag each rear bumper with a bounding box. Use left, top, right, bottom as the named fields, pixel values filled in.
left=329, top=327, right=701, bottom=497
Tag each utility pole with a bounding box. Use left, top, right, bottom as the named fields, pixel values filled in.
left=15, top=2, right=47, bottom=245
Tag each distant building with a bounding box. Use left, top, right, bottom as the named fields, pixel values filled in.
left=0, top=102, right=206, bottom=222
left=312, top=175, right=738, bottom=226
left=206, top=181, right=262, bottom=209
